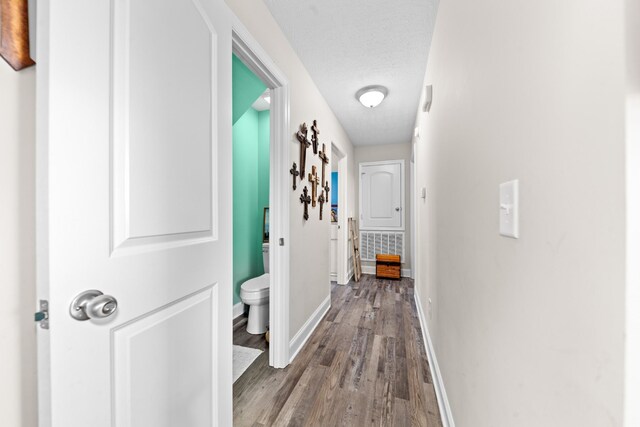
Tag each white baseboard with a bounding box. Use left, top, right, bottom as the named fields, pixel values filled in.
left=233, top=302, right=244, bottom=320
left=346, top=271, right=354, bottom=283
left=345, top=265, right=354, bottom=284
left=289, top=294, right=331, bottom=363
left=361, top=265, right=413, bottom=278
left=414, top=289, right=455, bottom=427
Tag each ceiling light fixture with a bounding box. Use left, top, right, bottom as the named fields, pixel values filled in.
left=356, top=85, right=388, bottom=108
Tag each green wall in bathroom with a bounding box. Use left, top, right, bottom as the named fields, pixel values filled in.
left=258, top=111, right=270, bottom=216
left=232, top=61, right=270, bottom=304
left=232, top=54, right=267, bottom=125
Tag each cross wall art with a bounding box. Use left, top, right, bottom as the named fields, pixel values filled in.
left=292, top=120, right=331, bottom=222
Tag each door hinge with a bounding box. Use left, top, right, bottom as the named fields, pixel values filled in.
left=279, top=238, right=285, bottom=246
left=34, top=300, right=49, bottom=330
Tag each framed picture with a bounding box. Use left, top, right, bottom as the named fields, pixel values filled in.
left=0, top=0, right=36, bottom=71
left=263, top=207, right=269, bottom=243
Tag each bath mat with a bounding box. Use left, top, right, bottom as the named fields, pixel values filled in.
left=233, top=345, right=263, bottom=383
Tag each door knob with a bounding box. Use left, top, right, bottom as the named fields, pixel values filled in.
left=69, top=290, right=118, bottom=321
left=395, top=207, right=401, bottom=212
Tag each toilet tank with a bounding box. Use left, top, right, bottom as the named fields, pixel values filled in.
left=262, top=243, right=269, bottom=273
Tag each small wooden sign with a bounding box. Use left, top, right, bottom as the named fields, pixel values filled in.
left=0, top=0, right=35, bottom=71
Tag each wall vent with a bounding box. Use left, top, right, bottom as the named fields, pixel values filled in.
left=359, top=231, right=405, bottom=262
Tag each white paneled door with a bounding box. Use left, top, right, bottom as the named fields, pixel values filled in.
left=360, top=160, right=405, bottom=230
left=36, top=0, right=233, bottom=426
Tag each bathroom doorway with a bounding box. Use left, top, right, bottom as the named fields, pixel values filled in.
left=231, top=26, right=291, bottom=373
left=231, top=54, right=272, bottom=381
left=331, top=142, right=350, bottom=285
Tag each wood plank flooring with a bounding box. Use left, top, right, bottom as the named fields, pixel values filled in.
left=233, top=275, right=442, bottom=427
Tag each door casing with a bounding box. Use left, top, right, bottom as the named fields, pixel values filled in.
left=231, top=18, right=291, bottom=369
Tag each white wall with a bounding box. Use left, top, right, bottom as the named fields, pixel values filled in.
left=413, top=0, right=626, bottom=425
left=0, top=62, right=38, bottom=426
left=225, top=0, right=356, bottom=340
left=355, top=143, right=412, bottom=273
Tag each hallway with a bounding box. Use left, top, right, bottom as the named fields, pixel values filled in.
left=233, top=276, right=442, bottom=426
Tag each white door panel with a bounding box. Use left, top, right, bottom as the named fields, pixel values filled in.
left=37, top=0, right=233, bottom=425
left=112, top=287, right=215, bottom=427
left=118, top=0, right=214, bottom=239
left=369, top=170, right=394, bottom=219
left=360, top=161, right=404, bottom=230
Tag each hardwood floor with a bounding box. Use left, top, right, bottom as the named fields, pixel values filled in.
left=233, top=275, right=442, bottom=426
left=234, top=314, right=269, bottom=352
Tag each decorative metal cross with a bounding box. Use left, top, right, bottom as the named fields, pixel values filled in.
left=290, top=162, right=299, bottom=190
left=296, top=123, right=311, bottom=178
left=318, top=191, right=326, bottom=220
left=318, top=143, right=329, bottom=188
left=324, top=181, right=330, bottom=205
left=308, top=165, right=319, bottom=207
left=299, top=186, right=311, bottom=220
left=311, top=120, right=320, bottom=154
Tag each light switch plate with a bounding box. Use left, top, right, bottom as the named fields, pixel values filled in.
left=500, top=180, right=519, bottom=238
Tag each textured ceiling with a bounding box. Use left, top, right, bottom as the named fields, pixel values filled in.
left=263, top=0, right=439, bottom=146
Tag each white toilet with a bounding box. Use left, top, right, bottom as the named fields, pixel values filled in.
left=240, top=243, right=270, bottom=334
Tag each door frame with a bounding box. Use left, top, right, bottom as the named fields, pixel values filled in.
left=231, top=19, right=291, bottom=369
left=625, top=0, right=640, bottom=422
left=410, top=147, right=416, bottom=279
left=331, top=142, right=350, bottom=285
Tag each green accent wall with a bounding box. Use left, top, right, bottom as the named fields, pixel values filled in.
left=233, top=54, right=270, bottom=305
left=258, top=111, right=270, bottom=213
left=232, top=54, right=267, bottom=124
left=232, top=64, right=270, bottom=304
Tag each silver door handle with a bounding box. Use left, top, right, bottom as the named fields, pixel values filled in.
left=69, top=290, right=118, bottom=321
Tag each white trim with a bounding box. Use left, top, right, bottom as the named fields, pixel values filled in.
left=359, top=159, right=405, bottom=231
left=625, top=95, right=640, bottom=425
left=332, top=142, right=350, bottom=286
left=35, top=1, right=52, bottom=424
left=409, top=153, right=416, bottom=280
left=232, top=302, right=244, bottom=320
left=231, top=19, right=291, bottom=369
left=626, top=5, right=640, bottom=424
left=360, top=265, right=412, bottom=278
left=414, top=289, right=455, bottom=427
left=345, top=258, right=354, bottom=284
left=289, top=295, right=331, bottom=363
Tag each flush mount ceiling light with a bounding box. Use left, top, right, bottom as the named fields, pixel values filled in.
left=356, top=85, right=388, bottom=108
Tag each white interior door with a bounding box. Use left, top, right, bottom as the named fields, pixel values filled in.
left=360, top=160, right=405, bottom=230
left=36, top=0, right=233, bottom=426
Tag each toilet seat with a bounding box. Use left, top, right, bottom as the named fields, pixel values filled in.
left=240, top=273, right=269, bottom=299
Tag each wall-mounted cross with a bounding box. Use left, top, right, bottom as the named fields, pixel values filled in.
left=324, top=181, right=330, bottom=206
left=290, top=162, right=299, bottom=190
left=318, top=191, right=326, bottom=220
left=296, top=123, right=311, bottom=178
left=318, top=143, right=329, bottom=188
left=308, top=165, right=319, bottom=207
left=299, top=186, right=311, bottom=220
left=311, top=120, right=320, bottom=154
